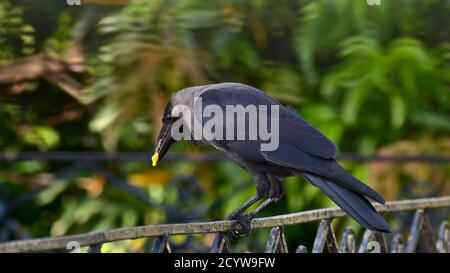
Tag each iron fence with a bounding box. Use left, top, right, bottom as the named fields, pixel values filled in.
left=0, top=152, right=449, bottom=253
left=0, top=196, right=448, bottom=253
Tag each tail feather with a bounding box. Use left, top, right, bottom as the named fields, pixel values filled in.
left=303, top=174, right=391, bottom=233
left=263, top=146, right=385, bottom=204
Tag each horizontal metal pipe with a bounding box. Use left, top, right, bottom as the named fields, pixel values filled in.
left=0, top=151, right=449, bottom=163
left=0, top=196, right=449, bottom=253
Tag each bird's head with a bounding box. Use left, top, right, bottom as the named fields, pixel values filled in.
left=151, top=85, right=207, bottom=166
left=151, top=100, right=177, bottom=167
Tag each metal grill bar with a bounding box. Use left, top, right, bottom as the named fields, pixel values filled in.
left=0, top=152, right=449, bottom=163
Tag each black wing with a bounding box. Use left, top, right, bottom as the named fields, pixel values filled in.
left=197, top=83, right=338, bottom=159
left=197, top=83, right=384, bottom=204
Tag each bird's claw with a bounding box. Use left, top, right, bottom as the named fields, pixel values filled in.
left=228, top=214, right=253, bottom=240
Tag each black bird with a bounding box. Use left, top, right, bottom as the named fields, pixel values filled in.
left=152, top=82, right=390, bottom=236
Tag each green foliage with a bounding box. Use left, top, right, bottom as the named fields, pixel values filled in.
left=0, top=1, right=34, bottom=59
left=323, top=37, right=448, bottom=131
left=0, top=0, right=449, bottom=252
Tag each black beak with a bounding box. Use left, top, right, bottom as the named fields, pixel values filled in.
left=151, top=121, right=175, bottom=166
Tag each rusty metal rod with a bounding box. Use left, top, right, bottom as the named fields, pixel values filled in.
left=0, top=196, right=449, bottom=253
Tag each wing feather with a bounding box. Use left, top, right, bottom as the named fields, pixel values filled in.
left=197, top=83, right=337, bottom=159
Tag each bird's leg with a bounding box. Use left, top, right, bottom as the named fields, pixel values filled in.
left=211, top=194, right=263, bottom=249
left=229, top=178, right=283, bottom=238
left=224, top=194, right=262, bottom=220
left=222, top=175, right=270, bottom=240
left=228, top=198, right=276, bottom=239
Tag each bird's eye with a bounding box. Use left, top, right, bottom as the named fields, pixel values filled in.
left=163, top=115, right=178, bottom=123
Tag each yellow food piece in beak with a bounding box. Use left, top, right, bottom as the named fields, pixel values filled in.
left=151, top=152, right=159, bottom=167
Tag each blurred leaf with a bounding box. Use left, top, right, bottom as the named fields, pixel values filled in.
left=341, top=86, right=367, bottom=125
left=411, top=111, right=450, bottom=131
left=89, top=102, right=122, bottom=132
left=36, top=179, right=71, bottom=206
left=18, top=126, right=60, bottom=150
left=389, top=93, right=406, bottom=128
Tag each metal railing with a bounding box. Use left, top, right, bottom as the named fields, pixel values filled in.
left=0, top=152, right=449, bottom=253
left=0, top=196, right=449, bottom=253
left=1, top=151, right=450, bottom=163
